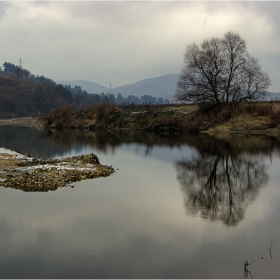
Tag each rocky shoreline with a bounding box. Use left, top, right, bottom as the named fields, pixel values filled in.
left=0, top=148, right=115, bottom=192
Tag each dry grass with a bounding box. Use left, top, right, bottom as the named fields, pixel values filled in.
left=232, top=102, right=280, bottom=125
left=0, top=117, right=44, bottom=129
left=160, top=104, right=199, bottom=113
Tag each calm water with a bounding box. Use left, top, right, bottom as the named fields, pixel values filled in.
left=0, top=126, right=280, bottom=278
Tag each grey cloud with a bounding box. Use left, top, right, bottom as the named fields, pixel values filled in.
left=1, top=1, right=279, bottom=91
left=0, top=2, right=12, bottom=19
left=249, top=2, right=280, bottom=40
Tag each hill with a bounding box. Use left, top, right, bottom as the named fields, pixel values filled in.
left=58, top=80, right=109, bottom=94
left=59, top=74, right=280, bottom=102
left=1, top=68, right=278, bottom=119
left=111, top=74, right=180, bottom=99
left=0, top=73, right=72, bottom=118
left=58, top=74, right=180, bottom=100
left=267, top=92, right=280, bottom=101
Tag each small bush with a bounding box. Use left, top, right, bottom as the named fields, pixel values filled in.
left=95, top=103, right=106, bottom=122
left=47, top=105, right=75, bottom=127
left=94, top=102, right=122, bottom=123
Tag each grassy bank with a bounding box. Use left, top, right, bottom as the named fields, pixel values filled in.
left=41, top=102, right=280, bottom=136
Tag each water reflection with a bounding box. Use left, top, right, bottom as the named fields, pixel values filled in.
left=175, top=135, right=280, bottom=226
left=45, top=128, right=194, bottom=156
left=1, top=126, right=280, bottom=277
left=0, top=125, right=196, bottom=158
left=1, top=126, right=280, bottom=227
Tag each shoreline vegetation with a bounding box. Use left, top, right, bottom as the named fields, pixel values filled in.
left=38, top=102, right=280, bottom=137
left=1, top=101, right=280, bottom=137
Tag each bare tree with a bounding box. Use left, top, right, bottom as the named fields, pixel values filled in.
left=175, top=31, right=271, bottom=104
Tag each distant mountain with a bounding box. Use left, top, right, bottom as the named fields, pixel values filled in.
left=58, top=74, right=181, bottom=100
left=58, top=74, right=279, bottom=102
left=112, top=74, right=180, bottom=99
left=58, top=80, right=109, bottom=94
left=266, top=92, right=280, bottom=101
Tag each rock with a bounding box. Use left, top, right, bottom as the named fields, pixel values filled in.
left=0, top=152, right=115, bottom=192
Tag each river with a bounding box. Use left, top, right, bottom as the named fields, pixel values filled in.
left=0, top=125, right=280, bottom=278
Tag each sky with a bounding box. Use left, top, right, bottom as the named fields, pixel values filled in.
left=0, top=1, right=280, bottom=92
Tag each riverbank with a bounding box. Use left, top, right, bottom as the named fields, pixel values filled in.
left=0, top=147, right=115, bottom=192
left=2, top=102, right=280, bottom=137
left=41, top=102, right=280, bottom=137
left=203, top=114, right=280, bottom=136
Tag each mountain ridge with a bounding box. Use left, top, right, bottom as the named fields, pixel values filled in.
left=58, top=74, right=280, bottom=101
left=58, top=73, right=181, bottom=100
left=58, top=80, right=109, bottom=94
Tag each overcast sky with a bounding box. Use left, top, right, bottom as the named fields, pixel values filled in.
left=1, top=1, right=280, bottom=92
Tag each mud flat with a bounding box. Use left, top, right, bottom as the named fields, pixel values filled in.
left=0, top=147, right=115, bottom=192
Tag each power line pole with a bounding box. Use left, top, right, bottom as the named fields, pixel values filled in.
left=19, top=58, right=23, bottom=69
left=15, top=58, right=24, bottom=78
left=110, top=83, right=112, bottom=95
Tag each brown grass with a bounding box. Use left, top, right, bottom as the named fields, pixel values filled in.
left=232, top=102, right=280, bottom=125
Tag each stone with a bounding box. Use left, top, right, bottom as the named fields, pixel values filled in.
left=0, top=151, right=115, bottom=192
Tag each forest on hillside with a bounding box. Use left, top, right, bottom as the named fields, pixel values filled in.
left=1, top=62, right=170, bottom=110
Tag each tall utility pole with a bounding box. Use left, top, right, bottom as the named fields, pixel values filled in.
left=16, top=58, right=23, bottom=78
left=110, top=83, right=112, bottom=95
left=19, top=58, right=23, bottom=69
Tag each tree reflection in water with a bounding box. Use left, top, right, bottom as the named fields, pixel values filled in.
left=42, top=129, right=194, bottom=156
left=175, top=135, right=275, bottom=227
